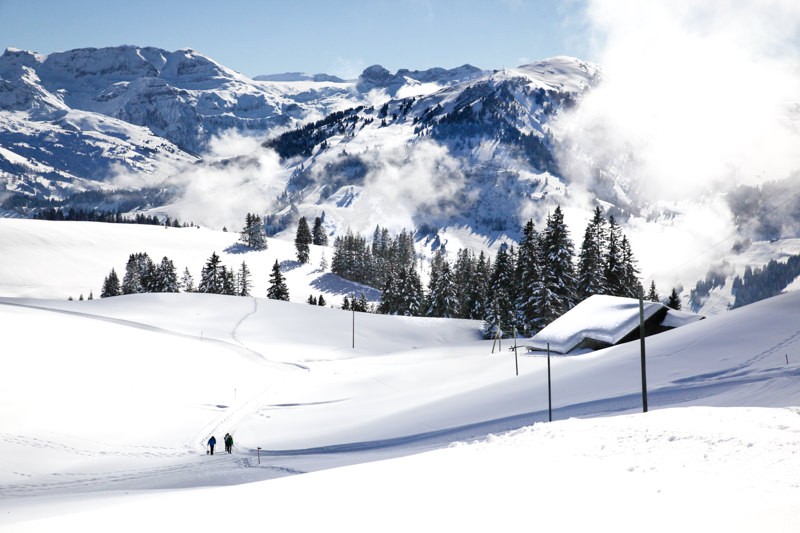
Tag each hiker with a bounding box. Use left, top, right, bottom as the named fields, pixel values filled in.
left=208, top=435, right=217, bottom=455
left=225, top=433, right=234, bottom=454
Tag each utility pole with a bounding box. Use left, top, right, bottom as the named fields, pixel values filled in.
left=547, top=342, right=552, bottom=422
left=639, top=287, right=649, bottom=413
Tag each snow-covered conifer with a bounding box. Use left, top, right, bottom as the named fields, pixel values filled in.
left=312, top=216, right=328, bottom=246
left=101, top=268, right=122, bottom=298
left=577, top=206, right=607, bottom=301
left=266, top=260, right=289, bottom=301
left=295, top=216, right=313, bottom=263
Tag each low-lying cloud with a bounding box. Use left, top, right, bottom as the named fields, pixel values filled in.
left=112, top=130, right=288, bottom=230
left=555, top=0, right=800, bottom=290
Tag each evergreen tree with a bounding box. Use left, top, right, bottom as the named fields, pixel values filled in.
left=399, top=266, right=424, bottom=316
left=647, top=280, right=660, bottom=303
left=239, top=213, right=267, bottom=250
left=318, top=294, right=327, bottom=306
left=307, top=295, right=318, bottom=305
left=295, top=216, right=313, bottom=263
left=620, top=235, right=641, bottom=298
left=515, top=220, right=544, bottom=336
left=222, top=266, right=236, bottom=296
left=604, top=215, right=626, bottom=297
left=453, top=249, right=476, bottom=319
left=342, top=296, right=351, bottom=311
left=469, top=251, right=491, bottom=320
left=425, top=249, right=457, bottom=318
left=122, top=253, right=154, bottom=294
left=155, top=256, right=179, bottom=293
left=539, top=206, right=576, bottom=323
left=237, top=261, right=252, bottom=297
left=88, top=291, right=94, bottom=300
left=198, top=252, right=225, bottom=294
left=267, top=260, right=290, bottom=301
left=352, top=293, right=369, bottom=312
left=181, top=267, right=195, bottom=292
left=483, top=244, right=517, bottom=339
left=576, top=206, right=607, bottom=301
left=312, top=216, right=328, bottom=246
left=667, top=288, right=682, bottom=310
left=378, top=268, right=400, bottom=314
left=101, top=268, right=122, bottom=298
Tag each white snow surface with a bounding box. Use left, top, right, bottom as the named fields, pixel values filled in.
left=1, top=220, right=799, bottom=532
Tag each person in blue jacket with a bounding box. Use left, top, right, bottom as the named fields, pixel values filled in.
left=207, top=435, right=217, bottom=455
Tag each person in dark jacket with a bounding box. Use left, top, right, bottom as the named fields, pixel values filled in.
left=224, top=433, right=234, bottom=453
left=207, top=435, right=217, bottom=455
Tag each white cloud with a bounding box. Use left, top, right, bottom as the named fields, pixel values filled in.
left=111, top=130, right=288, bottom=231
left=553, top=0, right=800, bottom=289
left=557, top=0, right=800, bottom=202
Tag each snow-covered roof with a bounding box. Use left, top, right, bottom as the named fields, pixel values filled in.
left=528, top=294, right=701, bottom=354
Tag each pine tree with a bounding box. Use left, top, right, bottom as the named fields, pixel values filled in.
left=266, top=260, right=290, bottom=301
left=515, top=220, right=544, bottom=336
left=181, top=267, right=195, bottom=292
left=342, top=296, right=351, bottom=311
left=155, top=256, right=179, bottom=293
left=318, top=294, right=327, bottom=306
left=307, top=295, right=318, bottom=305
left=453, top=249, right=475, bottom=319
left=647, top=280, right=660, bottom=303
left=352, top=293, right=369, bottom=312
left=295, top=216, right=313, bottom=263
left=469, top=251, right=490, bottom=320
left=399, top=266, right=424, bottom=316
left=239, top=213, right=267, bottom=250
left=222, top=266, right=236, bottom=296
left=620, top=236, right=641, bottom=298
left=237, top=261, right=252, bottom=297
left=484, top=244, right=517, bottom=338
left=576, top=206, right=607, bottom=301
left=539, top=206, right=577, bottom=323
left=604, top=215, right=626, bottom=297
left=312, top=216, right=328, bottom=246
left=122, top=253, right=154, bottom=294
left=378, top=268, right=400, bottom=314
left=198, top=252, right=225, bottom=294
left=425, top=249, right=457, bottom=318
left=667, top=288, right=682, bottom=310
left=101, top=268, right=122, bottom=298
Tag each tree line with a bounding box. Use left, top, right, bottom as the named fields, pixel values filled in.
left=34, top=207, right=190, bottom=227
left=100, top=251, right=290, bottom=302
left=732, top=253, right=800, bottom=308
left=331, top=206, right=677, bottom=337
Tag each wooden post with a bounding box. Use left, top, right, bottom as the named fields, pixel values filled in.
left=257, top=447, right=261, bottom=465
left=547, top=342, right=552, bottom=422
left=639, top=288, right=648, bottom=413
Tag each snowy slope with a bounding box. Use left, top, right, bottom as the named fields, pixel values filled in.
left=1, top=216, right=800, bottom=530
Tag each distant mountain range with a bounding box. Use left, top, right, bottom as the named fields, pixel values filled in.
left=0, top=45, right=602, bottom=230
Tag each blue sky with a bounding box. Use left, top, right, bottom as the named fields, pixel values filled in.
left=0, top=0, right=591, bottom=78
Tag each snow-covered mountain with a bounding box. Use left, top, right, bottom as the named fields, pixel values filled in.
left=260, top=56, right=600, bottom=240
left=3, top=45, right=799, bottom=309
